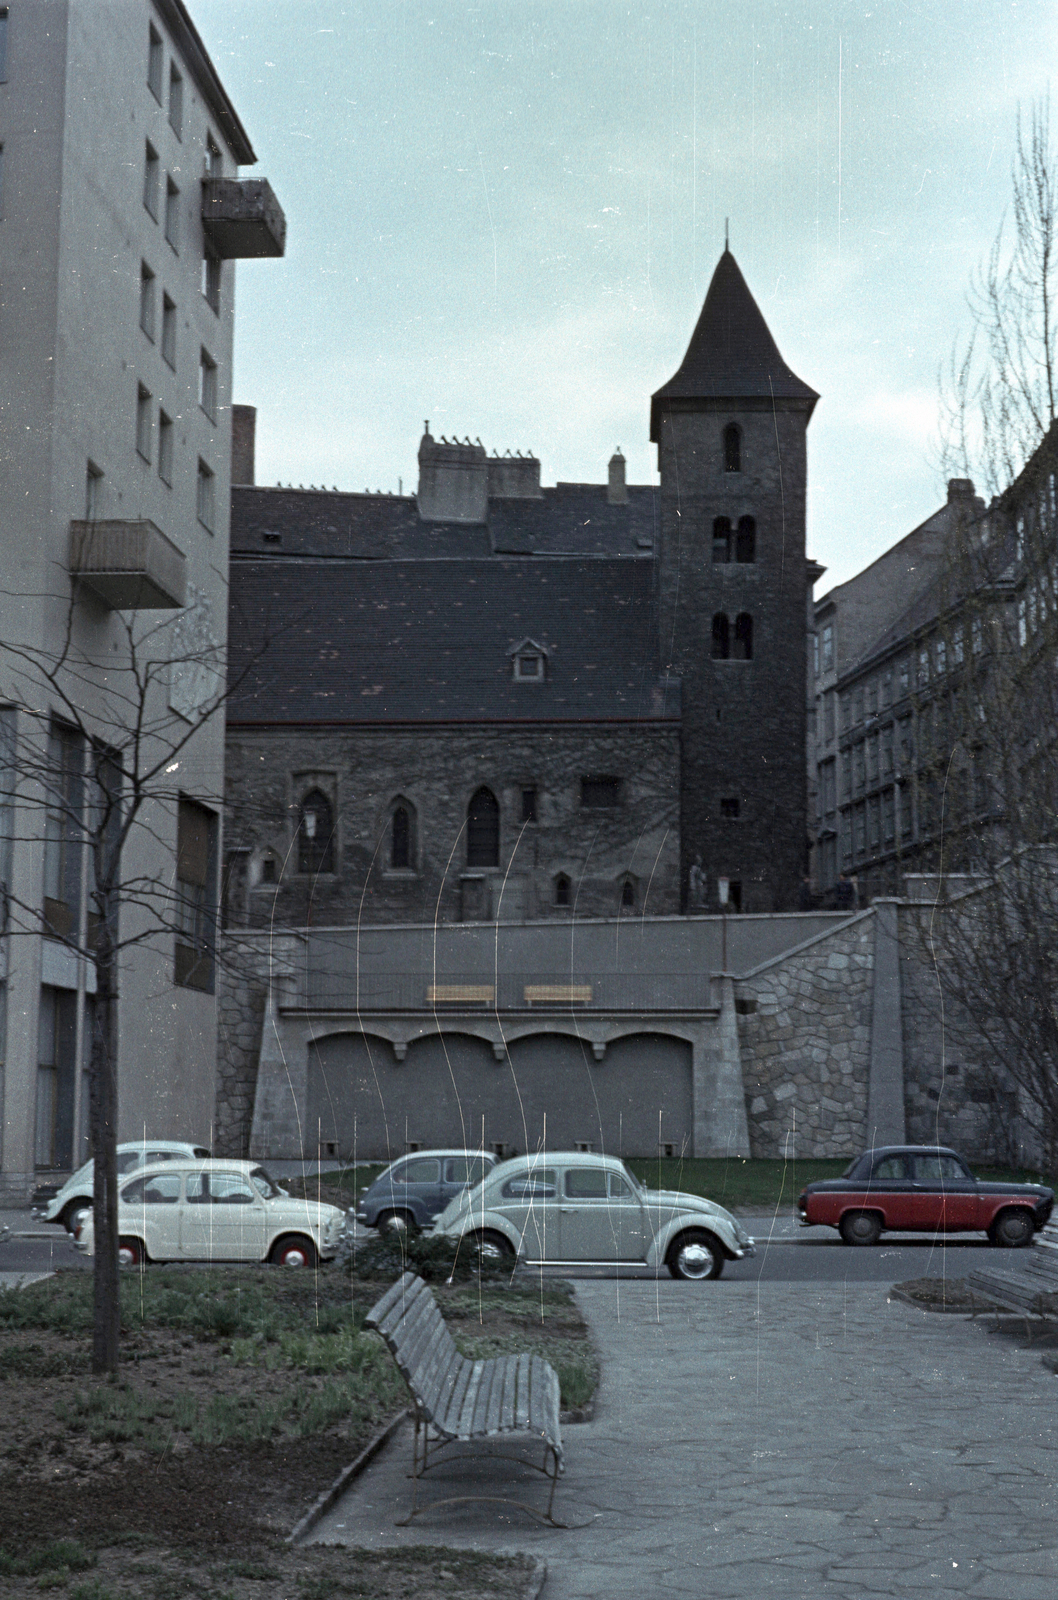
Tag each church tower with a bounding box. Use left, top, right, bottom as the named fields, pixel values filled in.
left=651, top=249, right=818, bottom=913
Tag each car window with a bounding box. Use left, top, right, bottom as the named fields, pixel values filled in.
left=117, top=1152, right=142, bottom=1175
left=122, top=1173, right=181, bottom=1205
left=501, top=1170, right=556, bottom=1200
left=872, top=1156, right=909, bottom=1181
left=249, top=1167, right=280, bottom=1198
left=446, top=1157, right=489, bottom=1185
left=146, top=1150, right=175, bottom=1164
left=565, top=1168, right=608, bottom=1199
left=609, top=1174, right=635, bottom=1199
left=403, top=1158, right=440, bottom=1184
left=913, top=1154, right=966, bottom=1182
left=193, top=1147, right=211, bottom=1159
left=209, top=1172, right=258, bottom=1204
left=186, top=1174, right=208, bottom=1204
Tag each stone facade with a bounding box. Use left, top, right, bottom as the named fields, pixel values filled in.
left=735, top=916, right=875, bottom=1157
left=223, top=724, right=680, bottom=929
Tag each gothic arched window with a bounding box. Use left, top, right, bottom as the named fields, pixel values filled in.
left=735, top=515, right=756, bottom=563
left=466, top=787, right=499, bottom=867
left=298, top=789, right=335, bottom=875
left=554, top=873, right=571, bottom=907
left=390, top=800, right=415, bottom=870
left=724, top=423, right=742, bottom=473
left=620, top=877, right=636, bottom=909
left=711, top=613, right=730, bottom=659
left=712, top=516, right=732, bottom=564
left=733, top=613, right=754, bottom=660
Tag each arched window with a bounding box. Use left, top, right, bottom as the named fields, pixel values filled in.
left=733, top=613, right=753, bottom=660
left=298, top=789, right=335, bottom=874
left=554, top=873, right=571, bottom=907
left=735, top=515, right=756, bottom=563
left=620, top=877, right=636, bottom=909
left=711, top=613, right=730, bottom=659
left=712, top=516, right=732, bottom=564
left=466, top=787, right=499, bottom=867
left=724, top=423, right=742, bottom=473
left=390, top=801, right=414, bottom=870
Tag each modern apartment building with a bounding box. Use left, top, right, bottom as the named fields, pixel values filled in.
left=0, top=2, right=284, bottom=1200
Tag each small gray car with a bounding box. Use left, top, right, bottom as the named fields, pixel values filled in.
left=356, top=1149, right=498, bottom=1233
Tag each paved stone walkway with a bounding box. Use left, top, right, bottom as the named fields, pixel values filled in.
left=309, top=1279, right=1058, bottom=1597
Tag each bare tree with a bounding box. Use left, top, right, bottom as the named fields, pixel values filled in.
left=1, top=592, right=239, bottom=1375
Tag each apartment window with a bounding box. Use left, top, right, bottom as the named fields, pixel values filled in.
left=868, top=795, right=881, bottom=852
left=899, top=659, right=910, bottom=694
left=720, top=797, right=740, bottom=820
left=199, top=348, right=217, bottom=422
left=202, top=248, right=221, bottom=314
left=139, top=261, right=156, bottom=339
left=853, top=742, right=865, bottom=792
left=85, top=462, right=103, bottom=521
left=620, top=878, right=636, bottom=909
left=732, top=613, right=753, bottom=660
left=521, top=787, right=538, bottom=824
left=175, top=798, right=217, bottom=991
left=881, top=724, right=894, bottom=776
left=936, top=637, right=947, bottom=674
left=168, top=64, right=183, bottom=138
left=147, top=23, right=162, bottom=100
left=866, top=734, right=879, bottom=784
left=143, top=141, right=160, bottom=218
left=821, top=622, right=834, bottom=673
left=881, top=670, right=892, bottom=708
left=812, top=633, right=819, bottom=677
left=882, top=788, right=895, bottom=845
left=0, top=9, right=8, bottom=84
left=866, top=682, right=878, bottom=717
left=43, top=726, right=83, bottom=943
left=824, top=691, right=836, bottom=743
left=36, top=989, right=77, bottom=1171
left=580, top=776, right=621, bottom=808
left=135, top=384, right=152, bottom=462
left=161, top=293, right=176, bottom=367
left=953, top=626, right=965, bottom=664
left=206, top=133, right=223, bottom=178
left=712, top=517, right=732, bottom=563
left=196, top=459, right=214, bottom=531
left=164, top=177, right=180, bottom=250
left=822, top=758, right=836, bottom=814
left=711, top=612, right=730, bottom=658
left=158, top=410, right=173, bottom=485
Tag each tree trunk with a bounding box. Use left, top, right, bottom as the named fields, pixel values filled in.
left=89, top=925, right=119, bottom=1376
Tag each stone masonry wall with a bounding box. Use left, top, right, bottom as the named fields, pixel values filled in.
left=215, top=934, right=302, bottom=1157
left=735, top=916, right=874, bottom=1157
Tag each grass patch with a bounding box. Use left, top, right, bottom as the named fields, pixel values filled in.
left=624, top=1156, right=850, bottom=1209
left=0, top=1540, right=95, bottom=1578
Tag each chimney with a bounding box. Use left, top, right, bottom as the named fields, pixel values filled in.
left=232, top=405, right=257, bottom=485
left=947, top=478, right=975, bottom=502
left=416, top=423, right=488, bottom=523
left=607, top=448, right=628, bottom=505
left=487, top=450, right=543, bottom=499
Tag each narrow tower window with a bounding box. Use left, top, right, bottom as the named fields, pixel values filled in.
left=711, top=613, right=730, bottom=659
left=554, top=873, right=571, bottom=907
left=298, top=789, right=335, bottom=875
left=390, top=803, right=412, bottom=870
left=723, top=423, right=741, bottom=473
left=735, top=516, right=756, bottom=563
left=712, top=517, right=732, bottom=564
left=733, top=613, right=754, bottom=660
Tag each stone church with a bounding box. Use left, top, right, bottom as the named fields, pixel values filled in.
left=222, top=249, right=820, bottom=931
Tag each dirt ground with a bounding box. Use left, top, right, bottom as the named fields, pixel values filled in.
left=0, top=1266, right=588, bottom=1598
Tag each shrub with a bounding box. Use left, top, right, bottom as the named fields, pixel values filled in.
left=345, top=1230, right=511, bottom=1284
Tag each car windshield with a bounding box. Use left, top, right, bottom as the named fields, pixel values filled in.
left=249, top=1167, right=282, bottom=1198
left=618, top=1163, right=642, bottom=1193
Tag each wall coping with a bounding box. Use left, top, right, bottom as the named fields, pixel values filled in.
left=736, top=908, right=874, bottom=981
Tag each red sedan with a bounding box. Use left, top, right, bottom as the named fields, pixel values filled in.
left=796, top=1145, right=1053, bottom=1247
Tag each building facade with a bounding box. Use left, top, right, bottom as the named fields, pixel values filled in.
left=0, top=1, right=284, bottom=1199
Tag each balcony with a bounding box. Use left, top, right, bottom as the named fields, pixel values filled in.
left=201, top=177, right=286, bottom=259
left=69, top=520, right=186, bottom=610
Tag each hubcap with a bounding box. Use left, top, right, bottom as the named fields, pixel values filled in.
left=70, top=1206, right=91, bottom=1235
left=118, top=1246, right=137, bottom=1268
left=384, top=1214, right=408, bottom=1234
left=281, top=1248, right=309, bottom=1267
left=676, top=1242, right=715, bottom=1279
left=477, top=1238, right=505, bottom=1261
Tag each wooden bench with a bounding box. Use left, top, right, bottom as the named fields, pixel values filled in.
left=365, top=1271, right=565, bottom=1526
left=968, top=1221, right=1058, bottom=1339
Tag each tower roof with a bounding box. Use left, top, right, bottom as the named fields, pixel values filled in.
left=650, top=249, right=817, bottom=439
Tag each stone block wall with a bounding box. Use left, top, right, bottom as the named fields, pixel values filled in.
left=735, top=916, right=874, bottom=1157
left=215, top=934, right=301, bottom=1156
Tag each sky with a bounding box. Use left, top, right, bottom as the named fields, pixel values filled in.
left=194, top=0, right=1057, bottom=589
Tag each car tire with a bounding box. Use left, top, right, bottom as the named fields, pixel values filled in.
left=839, top=1210, right=883, bottom=1246
left=270, top=1234, right=318, bottom=1269
left=377, top=1210, right=417, bottom=1236
left=989, top=1208, right=1034, bottom=1248
left=469, top=1230, right=515, bottom=1264
left=118, top=1237, right=146, bottom=1269
left=61, top=1199, right=92, bottom=1234
left=666, top=1230, right=724, bottom=1280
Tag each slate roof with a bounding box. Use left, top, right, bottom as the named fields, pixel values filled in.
left=651, top=249, right=818, bottom=438
left=231, top=483, right=657, bottom=560
left=227, top=556, right=677, bottom=726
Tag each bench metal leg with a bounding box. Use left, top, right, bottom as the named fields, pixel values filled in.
left=397, top=1425, right=568, bottom=1529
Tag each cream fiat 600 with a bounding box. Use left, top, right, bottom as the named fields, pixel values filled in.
left=72, top=1160, right=346, bottom=1268
left=428, top=1151, right=755, bottom=1279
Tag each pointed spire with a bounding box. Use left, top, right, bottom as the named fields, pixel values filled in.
left=650, top=249, right=817, bottom=440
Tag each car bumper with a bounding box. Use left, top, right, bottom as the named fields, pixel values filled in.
left=735, top=1240, right=756, bottom=1258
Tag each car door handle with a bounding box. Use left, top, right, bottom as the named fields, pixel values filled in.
left=559, top=1207, right=576, bottom=1214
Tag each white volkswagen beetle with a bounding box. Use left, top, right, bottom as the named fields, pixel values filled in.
left=427, top=1151, right=755, bottom=1279
left=72, top=1160, right=347, bottom=1268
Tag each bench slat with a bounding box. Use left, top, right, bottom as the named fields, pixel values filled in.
left=364, top=1271, right=421, bottom=1333
left=371, top=1274, right=431, bottom=1341
left=514, top=1352, right=532, bottom=1432
left=438, top=1355, right=475, bottom=1436
left=419, top=1340, right=463, bottom=1418
left=400, top=1297, right=447, bottom=1373
left=408, top=1321, right=452, bottom=1405
left=484, top=1355, right=506, bottom=1435
left=500, top=1354, right=518, bottom=1434
left=471, top=1358, right=499, bottom=1436
left=456, top=1360, right=486, bottom=1438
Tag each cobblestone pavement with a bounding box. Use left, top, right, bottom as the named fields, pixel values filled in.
left=308, top=1278, right=1058, bottom=1597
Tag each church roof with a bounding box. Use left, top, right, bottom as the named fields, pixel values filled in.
left=650, top=249, right=818, bottom=438
left=227, top=555, right=678, bottom=726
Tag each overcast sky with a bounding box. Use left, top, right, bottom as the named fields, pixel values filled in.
left=195, top=0, right=1055, bottom=589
